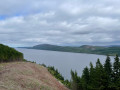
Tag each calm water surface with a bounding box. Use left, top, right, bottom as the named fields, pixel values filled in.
left=16, top=48, right=114, bottom=80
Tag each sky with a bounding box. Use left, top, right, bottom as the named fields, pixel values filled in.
left=0, top=0, right=120, bottom=47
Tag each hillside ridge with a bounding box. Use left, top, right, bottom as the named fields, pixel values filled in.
left=26, top=44, right=120, bottom=56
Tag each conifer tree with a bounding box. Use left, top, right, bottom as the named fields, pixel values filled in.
left=89, top=62, right=96, bottom=89
left=71, top=70, right=78, bottom=90
left=113, top=55, right=119, bottom=74
left=70, top=56, right=120, bottom=89
left=71, top=70, right=82, bottom=90
left=113, top=55, right=120, bottom=88
left=104, top=56, right=112, bottom=75
left=82, top=66, right=89, bottom=90
left=95, top=59, right=107, bottom=89
left=104, top=56, right=113, bottom=89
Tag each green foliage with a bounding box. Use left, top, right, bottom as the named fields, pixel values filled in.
left=94, top=59, right=107, bottom=89
left=40, top=63, right=47, bottom=67
left=104, top=56, right=112, bottom=88
left=71, top=70, right=82, bottom=90
left=0, top=44, right=23, bottom=62
left=88, top=62, right=96, bottom=89
left=113, top=55, right=120, bottom=87
left=104, top=56, right=112, bottom=75
left=71, top=55, right=120, bottom=90
left=48, top=66, right=64, bottom=81
left=47, top=66, right=71, bottom=88
left=82, top=67, right=90, bottom=90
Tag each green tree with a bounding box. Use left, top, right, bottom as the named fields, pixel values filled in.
left=81, top=66, right=89, bottom=90
left=104, top=56, right=112, bottom=75
left=88, top=62, right=96, bottom=89
left=71, top=70, right=82, bottom=90
left=113, top=55, right=119, bottom=82
left=104, top=55, right=112, bottom=88
left=104, top=56, right=112, bottom=89
left=113, top=55, right=120, bottom=89
left=94, top=59, right=107, bottom=89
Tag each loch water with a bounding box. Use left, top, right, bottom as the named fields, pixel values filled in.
left=16, top=48, right=114, bottom=80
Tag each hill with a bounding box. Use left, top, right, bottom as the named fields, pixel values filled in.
left=0, top=62, right=68, bottom=90
left=0, top=44, right=23, bottom=62
left=27, top=44, right=120, bottom=56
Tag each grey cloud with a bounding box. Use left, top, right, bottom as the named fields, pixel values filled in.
left=0, top=0, right=120, bottom=46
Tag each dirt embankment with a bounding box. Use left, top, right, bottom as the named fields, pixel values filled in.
left=0, top=62, right=69, bottom=90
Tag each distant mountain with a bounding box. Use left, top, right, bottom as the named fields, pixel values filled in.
left=26, top=44, right=120, bottom=56
left=107, top=45, right=120, bottom=47
left=31, top=44, right=78, bottom=52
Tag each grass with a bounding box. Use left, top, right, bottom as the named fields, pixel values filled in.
left=0, top=62, right=68, bottom=90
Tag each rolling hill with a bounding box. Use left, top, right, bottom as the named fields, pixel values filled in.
left=27, top=44, right=120, bottom=56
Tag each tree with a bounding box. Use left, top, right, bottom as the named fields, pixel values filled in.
left=104, top=56, right=112, bottom=86
left=70, top=56, right=120, bottom=89
left=113, top=55, right=120, bottom=88
left=104, top=56, right=112, bottom=75
left=104, top=55, right=113, bottom=89
left=113, top=55, right=119, bottom=81
left=71, top=70, right=82, bottom=90
left=94, top=59, right=107, bottom=89
left=88, top=62, right=96, bottom=89
left=81, top=66, right=89, bottom=90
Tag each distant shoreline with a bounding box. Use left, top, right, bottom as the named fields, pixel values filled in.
left=17, top=47, right=116, bottom=58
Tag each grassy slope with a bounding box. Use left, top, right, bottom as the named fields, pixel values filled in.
left=0, top=62, right=68, bottom=90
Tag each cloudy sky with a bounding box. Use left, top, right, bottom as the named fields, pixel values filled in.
left=0, top=0, right=120, bottom=47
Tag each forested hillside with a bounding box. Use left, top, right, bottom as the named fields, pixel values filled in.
left=0, top=44, right=23, bottom=62
left=27, top=44, right=120, bottom=56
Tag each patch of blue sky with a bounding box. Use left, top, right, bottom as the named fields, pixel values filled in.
left=0, top=15, right=6, bottom=20
left=0, top=13, right=24, bottom=20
